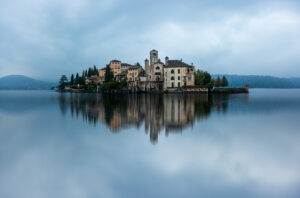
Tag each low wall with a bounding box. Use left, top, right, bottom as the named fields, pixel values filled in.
left=183, top=88, right=209, bottom=93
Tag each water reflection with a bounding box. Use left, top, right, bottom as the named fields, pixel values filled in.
left=58, top=93, right=247, bottom=143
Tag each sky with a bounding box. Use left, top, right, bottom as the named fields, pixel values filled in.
left=0, top=0, right=300, bottom=81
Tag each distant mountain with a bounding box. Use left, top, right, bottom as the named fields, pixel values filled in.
left=0, top=75, right=56, bottom=90
left=212, top=75, right=300, bottom=88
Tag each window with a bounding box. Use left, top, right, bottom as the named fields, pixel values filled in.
left=156, top=66, right=160, bottom=70
left=178, top=82, right=181, bottom=87
left=171, top=69, right=174, bottom=74
left=178, top=69, right=180, bottom=74
left=178, top=76, right=180, bottom=80
left=171, top=76, right=174, bottom=80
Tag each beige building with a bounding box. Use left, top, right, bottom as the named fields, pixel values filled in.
left=98, top=68, right=106, bottom=84
left=127, top=66, right=143, bottom=86
left=121, top=63, right=133, bottom=72
left=109, top=60, right=122, bottom=77
left=163, top=60, right=194, bottom=89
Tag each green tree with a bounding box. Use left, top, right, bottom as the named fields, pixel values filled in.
left=194, top=69, right=211, bottom=85
left=75, top=73, right=80, bottom=85
left=93, top=65, right=98, bottom=75
left=88, top=68, right=92, bottom=77
left=203, top=71, right=211, bottom=85
left=210, top=79, right=215, bottom=87
left=105, top=64, right=114, bottom=82
left=81, top=70, right=86, bottom=85
left=59, top=75, right=68, bottom=89
left=70, top=74, right=74, bottom=86
left=194, top=69, right=204, bottom=85
left=222, top=76, right=229, bottom=87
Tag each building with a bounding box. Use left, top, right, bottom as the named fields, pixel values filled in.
left=98, top=50, right=195, bottom=91
left=127, top=66, right=143, bottom=87
left=109, top=60, right=122, bottom=76
left=144, top=49, right=195, bottom=90
left=163, top=60, right=194, bottom=89
left=115, top=70, right=128, bottom=82
left=121, top=63, right=133, bottom=72
left=146, top=50, right=164, bottom=82
left=98, top=68, right=106, bottom=85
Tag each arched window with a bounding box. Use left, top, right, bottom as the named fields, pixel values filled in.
left=171, top=69, right=174, bottom=74
left=156, top=66, right=160, bottom=70
left=171, top=76, right=175, bottom=80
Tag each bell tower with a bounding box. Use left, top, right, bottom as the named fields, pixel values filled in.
left=145, top=58, right=150, bottom=75
left=150, top=49, right=158, bottom=65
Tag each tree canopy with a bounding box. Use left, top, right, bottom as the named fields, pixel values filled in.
left=194, top=69, right=211, bottom=85
left=105, top=64, right=114, bottom=82
left=70, top=74, right=74, bottom=85
left=59, top=75, right=68, bottom=89
left=222, top=76, right=229, bottom=87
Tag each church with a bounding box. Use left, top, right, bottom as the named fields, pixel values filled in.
left=144, top=50, right=195, bottom=90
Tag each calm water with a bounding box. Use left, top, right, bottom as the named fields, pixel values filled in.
left=1, top=89, right=300, bottom=198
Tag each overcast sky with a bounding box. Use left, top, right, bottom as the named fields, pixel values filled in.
left=1, top=0, right=300, bottom=81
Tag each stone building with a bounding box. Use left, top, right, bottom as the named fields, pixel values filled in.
left=144, top=49, right=195, bottom=90
left=163, top=60, right=194, bottom=89
left=97, top=50, right=195, bottom=91
left=127, top=66, right=143, bottom=87
left=121, top=63, right=133, bottom=72
left=98, top=68, right=106, bottom=85
left=146, top=50, right=164, bottom=82
left=109, top=60, right=122, bottom=76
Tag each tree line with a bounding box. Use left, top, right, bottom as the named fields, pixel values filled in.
left=194, top=69, right=228, bottom=87
left=59, top=65, right=99, bottom=89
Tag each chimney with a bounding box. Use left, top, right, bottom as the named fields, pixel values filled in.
left=165, top=56, right=169, bottom=66
left=191, top=63, right=193, bottom=66
left=180, top=58, right=182, bottom=62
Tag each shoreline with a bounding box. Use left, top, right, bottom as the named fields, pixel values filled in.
left=56, top=87, right=249, bottom=94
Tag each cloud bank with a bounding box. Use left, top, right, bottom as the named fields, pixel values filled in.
left=1, top=0, right=300, bottom=80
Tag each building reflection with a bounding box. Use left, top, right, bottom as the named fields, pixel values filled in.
left=58, top=93, right=245, bottom=144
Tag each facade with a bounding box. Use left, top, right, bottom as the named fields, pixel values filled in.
left=127, top=66, right=143, bottom=87
left=98, top=50, right=195, bottom=91
left=109, top=60, right=122, bottom=76
left=163, top=60, right=194, bottom=89
left=98, top=68, right=106, bottom=84
left=144, top=50, right=195, bottom=90
left=115, top=70, right=128, bottom=82
left=121, top=63, right=133, bottom=72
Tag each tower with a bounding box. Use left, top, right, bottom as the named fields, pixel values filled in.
left=150, top=50, right=158, bottom=65
left=145, top=59, right=150, bottom=74
left=165, top=56, right=169, bottom=66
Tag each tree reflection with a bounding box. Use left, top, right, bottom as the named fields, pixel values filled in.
left=57, top=93, right=242, bottom=143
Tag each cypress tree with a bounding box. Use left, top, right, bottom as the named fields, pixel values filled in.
left=70, top=74, right=74, bottom=85
left=222, top=76, right=229, bottom=87
left=105, top=64, right=114, bottom=82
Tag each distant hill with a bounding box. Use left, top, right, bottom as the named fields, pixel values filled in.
left=0, top=75, right=56, bottom=90
left=212, top=75, right=300, bottom=88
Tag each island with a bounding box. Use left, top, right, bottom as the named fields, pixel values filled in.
left=57, top=50, right=248, bottom=94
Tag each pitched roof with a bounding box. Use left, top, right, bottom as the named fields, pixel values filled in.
left=128, top=66, right=142, bottom=70
left=115, top=70, right=128, bottom=76
left=121, top=63, right=133, bottom=67
left=165, top=60, right=194, bottom=68
left=110, top=60, right=121, bottom=63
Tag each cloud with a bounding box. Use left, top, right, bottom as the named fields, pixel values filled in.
left=0, top=0, right=300, bottom=80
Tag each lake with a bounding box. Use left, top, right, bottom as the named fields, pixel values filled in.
left=0, top=89, right=300, bottom=198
